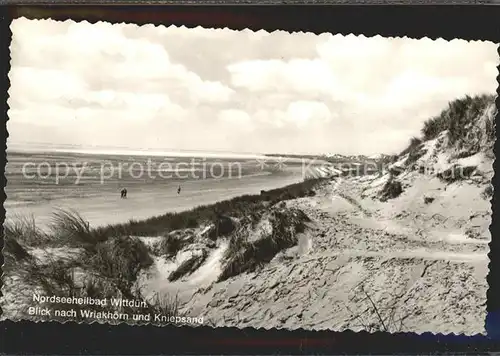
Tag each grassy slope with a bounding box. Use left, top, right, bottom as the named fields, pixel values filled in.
left=378, top=94, right=496, bottom=200
left=403, top=94, right=495, bottom=163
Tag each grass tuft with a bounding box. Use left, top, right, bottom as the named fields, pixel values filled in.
left=3, top=235, right=31, bottom=269
left=345, top=285, right=408, bottom=333
left=50, top=209, right=107, bottom=251
left=4, top=215, right=50, bottom=247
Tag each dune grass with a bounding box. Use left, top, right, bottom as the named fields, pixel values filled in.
left=49, top=209, right=109, bottom=251
left=91, top=236, right=154, bottom=291
left=159, top=232, right=190, bottom=257
left=22, top=234, right=154, bottom=300
left=397, top=95, right=496, bottom=160
left=421, top=94, right=494, bottom=142
left=379, top=174, right=403, bottom=202
left=3, top=234, right=32, bottom=272
left=346, top=285, right=408, bottom=333
left=400, top=137, right=423, bottom=157
left=24, top=256, right=181, bottom=324
left=4, top=215, right=51, bottom=247
left=139, top=291, right=182, bottom=324
left=218, top=208, right=310, bottom=282
left=393, top=94, right=496, bottom=180
left=5, top=213, right=155, bottom=320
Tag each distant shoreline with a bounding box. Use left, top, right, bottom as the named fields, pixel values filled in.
left=8, top=145, right=322, bottom=161
left=7, top=147, right=271, bottom=160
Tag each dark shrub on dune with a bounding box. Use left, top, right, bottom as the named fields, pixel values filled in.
left=423, top=196, right=435, bottom=204
left=4, top=235, right=31, bottom=269
left=168, top=250, right=208, bottom=282
left=218, top=207, right=310, bottom=282
left=436, top=165, right=476, bottom=183
left=482, top=184, right=494, bottom=200
left=379, top=177, right=403, bottom=202
left=91, top=236, right=153, bottom=290
left=400, top=137, right=426, bottom=167
left=209, top=214, right=237, bottom=239
left=389, top=165, right=404, bottom=177
left=159, top=231, right=195, bottom=257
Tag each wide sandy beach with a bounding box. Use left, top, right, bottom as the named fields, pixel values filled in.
left=5, top=150, right=310, bottom=229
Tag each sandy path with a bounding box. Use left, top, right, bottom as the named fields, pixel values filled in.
left=182, top=180, right=489, bottom=335
left=299, top=184, right=489, bottom=258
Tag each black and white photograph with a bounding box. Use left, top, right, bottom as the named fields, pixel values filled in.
left=1, top=17, right=497, bottom=335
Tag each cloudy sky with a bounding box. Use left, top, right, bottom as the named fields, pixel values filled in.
left=7, top=18, right=498, bottom=156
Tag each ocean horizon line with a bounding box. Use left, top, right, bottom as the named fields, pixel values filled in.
left=7, top=145, right=275, bottom=160
left=7, top=144, right=336, bottom=162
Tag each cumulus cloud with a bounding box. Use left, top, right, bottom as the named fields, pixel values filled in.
left=9, top=19, right=234, bottom=108
left=218, top=109, right=253, bottom=130
left=8, top=18, right=498, bottom=155
left=252, top=101, right=333, bottom=129
left=228, top=59, right=341, bottom=98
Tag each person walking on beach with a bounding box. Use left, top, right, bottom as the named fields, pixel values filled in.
left=177, top=185, right=181, bottom=195
left=121, top=188, right=127, bottom=199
